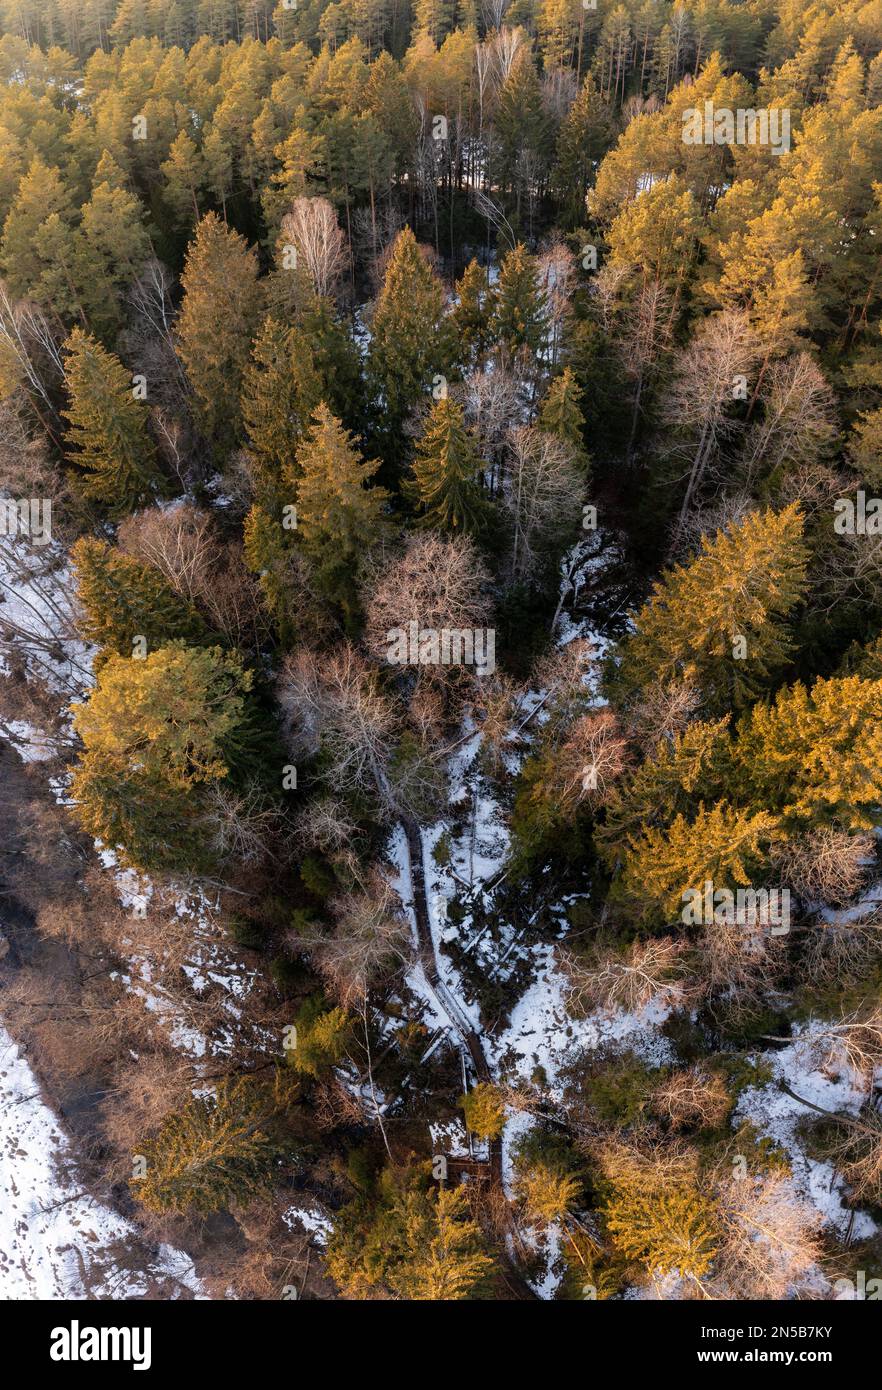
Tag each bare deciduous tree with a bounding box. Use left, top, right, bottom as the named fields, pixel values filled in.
left=666, top=309, right=760, bottom=535
left=739, top=352, right=836, bottom=488
left=771, top=828, right=874, bottom=908
left=504, top=424, right=583, bottom=582
left=295, top=866, right=411, bottom=1005
left=652, top=1065, right=730, bottom=1130
left=561, top=935, right=689, bottom=1017
left=278, top=644, right=400, bottom=810
left=280, top=197, right=347, bottom=299
left=363, top=533, right=492, bottom=667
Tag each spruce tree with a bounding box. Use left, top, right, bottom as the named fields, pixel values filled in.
left=176, top=211, right=260, bottom=453
left=450, top=258, right=490, bottom=370
left=405, top=397, right=489, bottom=535
left=540, top=367, right=590, bottom=474
left=613, top=505, right=809, bottom=712
left=136, top=1075, right=291, bottom=1215
left=326, top=1164, right=494, bottom=1300
left=460, top=1081, right=505, bottom=1140
left=72, top=537, right=212, bottom=662
left=489, top=243, right=550, bottom=359
left=735, top=675, right=882, bottom=832
left=367, top=226, right=450, bottom=458
left=616, top=802, right=780, bottom=924
left=604, top=1174, right=720, bottom=1282
left=62, top=327, right=165, bottom=517
left=550, top=74, right=614, bottom=228
left=71, top=642, right=258, bottom=870
left=294, top=403, right=388, bottom=617
left=241, top=316, right=322, bottom=504
left=72, top=642, right=253, bottom=791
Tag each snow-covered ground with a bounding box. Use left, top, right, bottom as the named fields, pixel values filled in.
left=0, top=1025, right=201, bottom=1299
left=736, top=1026, right=879, bottom=1242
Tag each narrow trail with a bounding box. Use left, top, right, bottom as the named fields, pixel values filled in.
left=400, top=817, right=539, bottom=1300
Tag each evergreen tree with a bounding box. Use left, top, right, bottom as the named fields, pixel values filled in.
left=160, top=128, right=205, bottom=229
left=243, top=502, right=298, bottom=648
left=460, top=1081, right=505, bottom=1140
left=136, top=1074, right=293, bottom=1215
left=405, top=397, right=489, bottom=535
left=539, top=367, right=590, bottom=474
left=288, top=995, right=352, bottom=1077
left=294, top=403, right=388, bottom=618
left=71, top=537, right=212, bottom=661
left=70, top=641, right=259, bottom=870
left=735, top=675, right=882, bottom=832
left=449, top=257, right=489, bottom=369
left=176, top=211, right=261, bottom=453
left=73, top=641, right=253, bottom=789
left=62, top=327, right=165, bottom=517
left=367, top=226, right=450, bottom=461
left=0, top=156, right=76, bottom=306
left=603, top=1170, right=720, bottom=1282
left=326, top=1163, right=494, bottom=1300
left=613, top=505, right=809, bottom=713
left=550, top=74, right=613, bottom=228
left=77, top=174, right=151, bottom=340
left=489, top=243, right=550, bottom=360
left=241, top=315, right=322, bottom=504
left=616, top=802, right=780, bottom=924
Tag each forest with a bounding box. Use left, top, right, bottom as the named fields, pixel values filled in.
left=0, top=0, right=881, bottom=1305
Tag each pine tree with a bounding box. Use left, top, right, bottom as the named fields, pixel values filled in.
left=613, top=505, right=809, bottom=712
left=176, top=211, right=261, bottom=452
left=72, top=537, right=212, bottom=661
left=161, top=129, right=205, bottom=229
left=0, top=156, right=76, bottom=305
left=489, top=243, right=550, bottom=360
left=241, top=316, right=322, bottom=503
left=136, top=1075, right=290, bottom=1215
left=405, top=397, right=489, bottom=535
left=540, top=367, right=590, bottom=474
left=62, top=328, right=165, bottom=517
